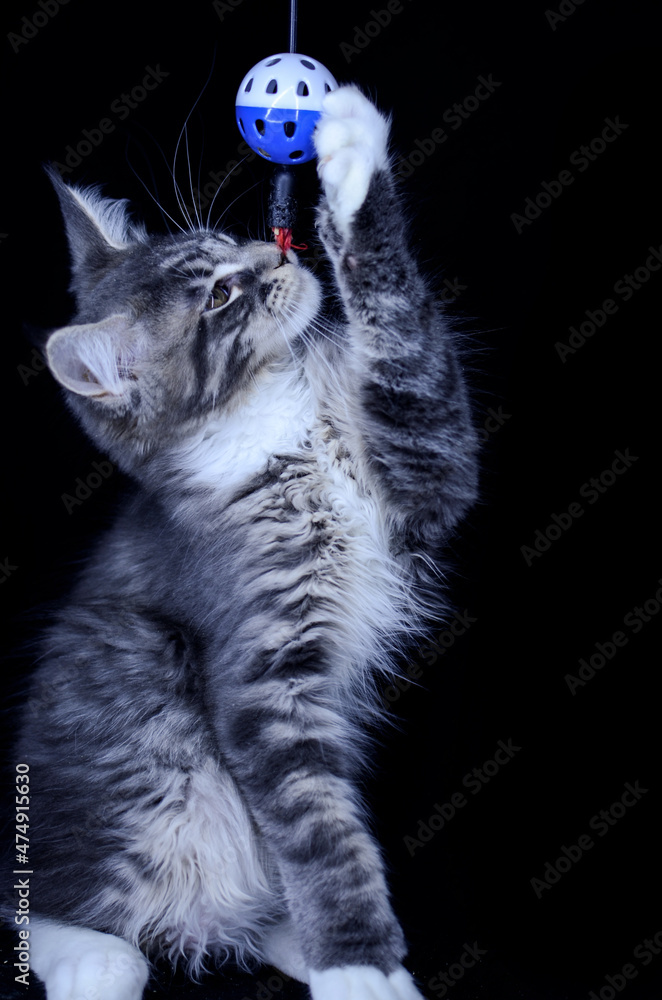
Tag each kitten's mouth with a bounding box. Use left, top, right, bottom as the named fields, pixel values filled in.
left=273, top=248, right=299, bottom=269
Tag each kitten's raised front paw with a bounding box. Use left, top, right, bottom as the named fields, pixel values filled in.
left=314, top=86, right=390, bottom=237
left=310, top=964, right=424, bottom=1000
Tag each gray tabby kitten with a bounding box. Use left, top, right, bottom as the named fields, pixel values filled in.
left=18, top=87, right=478, bottom=1000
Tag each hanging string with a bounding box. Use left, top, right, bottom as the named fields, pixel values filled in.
left=271, top=0, right=299, bottom=256
left=289, top=0, right=297, bottom=53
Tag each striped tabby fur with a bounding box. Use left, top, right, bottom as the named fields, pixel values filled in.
left=17, top=87, right=479, bottom=999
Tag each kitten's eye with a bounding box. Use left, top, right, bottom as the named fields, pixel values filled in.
left=205, top=281, right=231, bottom=311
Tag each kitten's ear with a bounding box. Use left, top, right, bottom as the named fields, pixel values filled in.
left=45, top=166, right=147, bottom=276
left=46, top=315, right=146, bottom=399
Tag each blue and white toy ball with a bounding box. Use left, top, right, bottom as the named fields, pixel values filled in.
left=236, top=53, right=337, bottom=164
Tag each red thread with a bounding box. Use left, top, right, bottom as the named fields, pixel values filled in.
left=272, top=227, right=293, bottom=254
left=272, top=229, right=308, bottom=253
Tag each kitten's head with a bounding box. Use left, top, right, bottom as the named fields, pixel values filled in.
left=44, top=169, right=321, bottom=473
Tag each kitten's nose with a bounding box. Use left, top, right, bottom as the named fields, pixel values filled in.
left=247, top=242, right=297, bottom=279
left=260, top=241, right=295, bottom=269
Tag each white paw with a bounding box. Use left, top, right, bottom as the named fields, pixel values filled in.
left=310, top=964, right=424, bottom=1000
left=314, top=86, right=390, bottom=236
left=261, top=919, right=310, bottom=984
left=30, top=920, right=148, bottom=1000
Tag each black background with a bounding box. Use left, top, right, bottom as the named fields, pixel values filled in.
left=1, top=0, right=661, bottom=997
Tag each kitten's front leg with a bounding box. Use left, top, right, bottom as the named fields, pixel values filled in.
left=211, top=654, right=425, bottom=1000
left=314, top=87, right=479, bottom=540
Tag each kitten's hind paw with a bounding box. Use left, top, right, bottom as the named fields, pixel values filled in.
left=310, top=964, right=424, bottom=1000
left=29, top=919, right=149, bottom=1000
left=314, top=86, right=390, bottom=237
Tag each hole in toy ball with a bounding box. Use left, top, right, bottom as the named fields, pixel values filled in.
left=244, top=78, right=253, bottom=93
left=300, top=59, right=315, bottom=69
left=283, top=122, right=296, bottom=137
left=289, top=150, right=304, bottom=160
left=238, top=117, right=245, bottom=134
left=266, top=79, right=278, bottom=94
left=296, top=82, right=309, bottom=97
left=255, top=119, right=266, bottom=136
left=324, top=83, right=332, bottom=92
left=258, top=147, right=271, bottom=158
left=266, top=58, right=281, bottom=66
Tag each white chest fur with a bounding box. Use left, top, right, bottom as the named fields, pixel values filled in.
left=178, top=368, right=315, bottom=494
left=175, top=366, right=414, bottom=665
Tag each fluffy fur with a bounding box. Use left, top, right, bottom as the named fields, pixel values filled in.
left=16, top=87, right=479, bottom=999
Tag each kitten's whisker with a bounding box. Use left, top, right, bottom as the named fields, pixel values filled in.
left=171, top=168, right=195, bottom=233
left=281, top=301, right=347, bottom=360
left=184, top=124, right=203, bottom=232
left=125, top=141, right=187, bottom=235
left=172, top=55, right=216, bottom=231
left=204, top=154, right=252, bottom=232
left=279, top=303, right=352, bottom=409
left=213, top=178, right=264, bottom=235
left=272, top=313, right=304, bottom=373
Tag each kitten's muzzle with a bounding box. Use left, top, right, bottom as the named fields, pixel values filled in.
left=255, top=241, right=297, bottom=270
